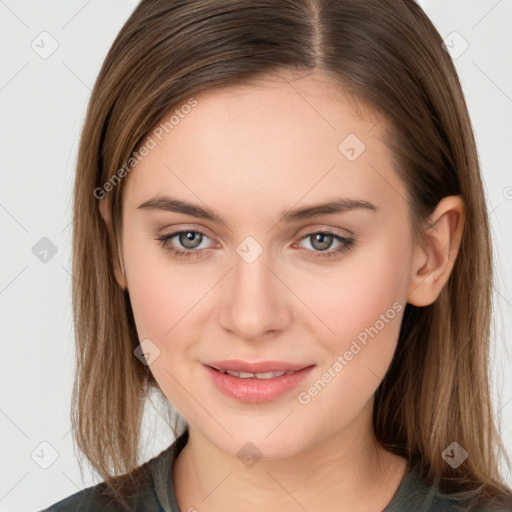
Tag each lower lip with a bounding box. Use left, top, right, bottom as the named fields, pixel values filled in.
left=204, top=365, right=315, bottom=403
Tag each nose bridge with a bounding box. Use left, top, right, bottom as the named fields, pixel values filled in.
left=218, top=241, right=290, bottom=339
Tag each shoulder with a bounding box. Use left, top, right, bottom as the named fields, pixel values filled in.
left=428, top=492, right=512, bottom=512
left=428, top=495, right=509, bottom=512
left=39, top=481, right=145, bottom=512
left=386, top=464, right=512, bottom=512
left=39, top=442, right=178, bottom=512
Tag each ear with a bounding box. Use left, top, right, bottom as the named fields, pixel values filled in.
left=407, top=195, right=465, bottom=307
left=98, top=196, right=128, bottom=290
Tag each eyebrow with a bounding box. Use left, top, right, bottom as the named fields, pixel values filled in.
left=137, top=195, right=377, bottom=224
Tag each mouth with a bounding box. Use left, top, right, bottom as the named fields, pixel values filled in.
left=203, top=360, right=315, bottom=403
left=204, top=359, right=312, bottom=374
left=214, top=368, right=297, bottom=379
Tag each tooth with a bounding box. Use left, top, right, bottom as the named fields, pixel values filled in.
left=238, top=371, right=255, bottom=379
left=219, top=369, right=295, bottom=379
left=255, top=371, right=285, bottom=379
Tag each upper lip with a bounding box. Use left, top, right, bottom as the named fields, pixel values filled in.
left=204, top=360, right=314, bottom=373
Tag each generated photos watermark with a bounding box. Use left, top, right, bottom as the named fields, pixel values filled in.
left=93, top=97, right=198, bottom=200
left=297, top=301, right=403, bottom=405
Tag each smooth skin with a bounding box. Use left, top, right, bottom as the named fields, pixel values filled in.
left=99, top=69, right=465, bottom=512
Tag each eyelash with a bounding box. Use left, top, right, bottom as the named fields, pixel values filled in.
left=155, top=229, right=355, bottom=260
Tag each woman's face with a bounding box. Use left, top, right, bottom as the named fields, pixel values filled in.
left=120, top=70, right=415, bottom=459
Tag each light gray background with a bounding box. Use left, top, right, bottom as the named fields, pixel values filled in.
left=0, top=1, right=511, bottom=510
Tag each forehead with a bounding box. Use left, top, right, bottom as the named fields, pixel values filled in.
left=123, top=70, right=406, bottom=219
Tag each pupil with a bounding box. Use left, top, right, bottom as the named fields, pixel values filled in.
left=181, top=231, right=201, bottom=248
left=313, top=233, right=332, bottom=251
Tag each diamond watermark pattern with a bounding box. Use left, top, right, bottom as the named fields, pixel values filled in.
left=338, top=134, right=366, bottom=161
left=134, top=338, right=161, bottom=365
left=442, top=441, right=468, bottom=468
left=31, top=31, right=59, bottom=59
left=236, top=236, right=263, bottom=264
left=32, top=237, right=58, bottom=263
left=442, top=31, right=469, bottom=60
left=31, top=441, right=59, bottom=469
left=237, top=442, right=263, bottom=468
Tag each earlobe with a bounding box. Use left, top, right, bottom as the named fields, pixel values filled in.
left=98, top=197, right=128, bottom=290
left=407, top=196, right=465, bottom=307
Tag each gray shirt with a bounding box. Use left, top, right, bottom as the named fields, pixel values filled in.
left=41, top=429, right=510, bottom=511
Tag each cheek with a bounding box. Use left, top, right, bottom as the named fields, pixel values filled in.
left=127, top=259, right=213, bottom=340
left=296, top=236, right=410, bottom=415
left=124, top=248, right=212, bottom=410
left=301, top=234, right=410, bottom=344
left=122, top=220, right=215, bottom=339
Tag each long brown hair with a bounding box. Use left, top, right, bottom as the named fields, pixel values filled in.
left=71, top=0, right=512, bottom=507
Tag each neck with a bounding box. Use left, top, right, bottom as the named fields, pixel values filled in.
left=172, top=399, right=407, bottom=512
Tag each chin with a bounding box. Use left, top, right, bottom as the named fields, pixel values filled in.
left=208, top=422, right=315, bottom=463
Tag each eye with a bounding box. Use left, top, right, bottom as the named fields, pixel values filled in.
left=294, top=231, right=355, bottom=259
left=156, top=229, right=215, bottom=259
left=155, top=229, right=355, bottom=261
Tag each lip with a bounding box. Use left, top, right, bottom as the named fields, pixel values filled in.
left=204, top=359, right=311, bottom=373
left=203, top=361, right=315, bottom=404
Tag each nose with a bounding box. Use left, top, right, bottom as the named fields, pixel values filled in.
left=217, top=247, right=292, bottom=341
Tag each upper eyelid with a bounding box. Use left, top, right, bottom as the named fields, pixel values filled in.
left=158, top=226, right=215, bottom=242
left=159, top=222, right=353, bottom=237
left=292, top=231, right=352, bottom=249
